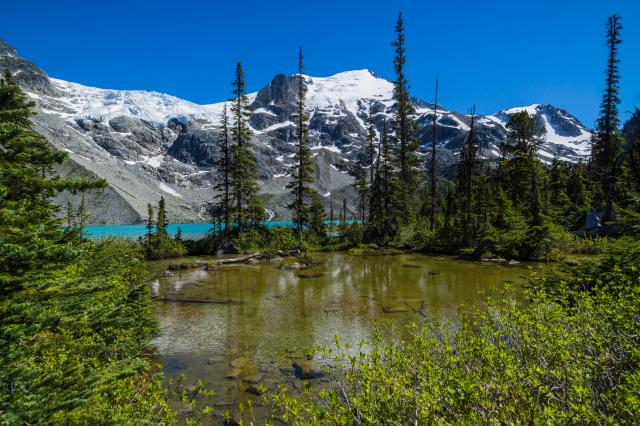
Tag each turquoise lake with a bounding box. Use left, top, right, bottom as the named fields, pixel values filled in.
left=83, top=221, right=351, bottom=239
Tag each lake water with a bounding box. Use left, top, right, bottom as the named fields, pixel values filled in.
left=151, top=252, right=532, bottom=424
left=83, top=221, right=352, bottom=240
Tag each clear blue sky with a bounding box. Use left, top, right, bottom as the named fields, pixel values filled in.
left=2, top=0, right=639, bottom=127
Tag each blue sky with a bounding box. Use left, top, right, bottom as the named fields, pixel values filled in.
left=2, top=0, right=639, bottom=127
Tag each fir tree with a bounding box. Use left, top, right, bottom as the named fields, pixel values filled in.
left=309, top=192, right=326, bottom=238
left=77, top=194, right=88, bottom=235
left=366, top=104, right=377, bottom=187
left=391, top=12, right=419, bottom=220
left=156, top=196, right=168, bottom=236
left=145, top=203, right=154, bottom=252
left=214, top=103, right=232, bottom=232
left=230, top=62, right=260, bottom=233
left=456, top=106, right=480, bottom=243
left=503, top=111, right=545, bottom=208
left=0, top=72, right=104, bottom=291
left=286, top=46, right=316, bottom=246
left=352, top=161, right=368, bottom=223
left=429, top=75, right=439, bottom=230
left=329, top=195, right=334, bottom=226
left=592, top=14, right=623, bottom=221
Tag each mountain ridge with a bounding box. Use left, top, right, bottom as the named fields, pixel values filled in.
left=0, top=39, right=592, bottom=224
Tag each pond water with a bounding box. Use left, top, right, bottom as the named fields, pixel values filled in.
left=151, top=252, right=532, bottom=423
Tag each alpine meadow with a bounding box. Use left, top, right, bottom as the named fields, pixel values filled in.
left=1, top=1, right=640, bottom=425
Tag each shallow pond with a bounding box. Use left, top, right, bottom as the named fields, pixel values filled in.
left=151, top=252, right=532, bottom=423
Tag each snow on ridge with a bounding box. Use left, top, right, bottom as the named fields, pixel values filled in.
left=502, top=104, right=542, bottom=116
left=158, top=182, right=182, bottom=198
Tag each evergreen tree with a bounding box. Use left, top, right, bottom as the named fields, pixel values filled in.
left=286, top=47, right=316, bottom=246
left=352, top=161, right=368, bottom=223
left=391, top=12, right=419, bottom=221
left=156, top=196, right=168, bottom=236
left=366, top=104, right=377, bottom=187
left=368, top=118, right=400, bottom=242
left=591, top=14, right=623, bottom=221
left=623, top=108, right=640, bottom=192
left=309, top=192, right=326, bottom=238
left=503, top=111, right=545, bottom=208
left=0, top=71, right=104, bottom=292
left=230, top=62, right=261, bottom=233
left=175, top=226, right=183, bottom=242
left=214, top=103, right=232, bottom=232
left=429, top=75, right=439, bottom=230
left=456, top=106, right=480, bottom=243
left=77, top=194, right=88, bottom=235
left=329, top=195, right=334, bottom=226
left=566, top=161, right=592, bottom=227
left=145, top=202, right=154, bottom=255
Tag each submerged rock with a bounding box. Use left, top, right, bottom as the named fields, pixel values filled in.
left=382, top=305, right=410, bottom=313
left=292, top=361, right=325, bottom=380
left=224, top=368, right=242, bottom=380
left=242, top=372, right=265, bottom=385
left=230, top=357, right=249, bottom=368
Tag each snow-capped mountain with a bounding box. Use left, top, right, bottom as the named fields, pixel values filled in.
left=0, top=39, right=592, bottom=224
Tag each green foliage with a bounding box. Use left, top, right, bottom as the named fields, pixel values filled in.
left=0, top=239, right=174, bottom=424
left=271, top=250, right=640, bottom=424
left=141, top=197, right=185, bottom=260
left=230, top=62, right=261, bottom=233
left=0, top=72, right=105, bottom=291
left=391, top=12, right=420, bottom=223
left=286, top=47, right=317, bottom=247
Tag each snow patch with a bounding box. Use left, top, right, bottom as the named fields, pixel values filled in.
left=159, top=182, right=182, bottom=198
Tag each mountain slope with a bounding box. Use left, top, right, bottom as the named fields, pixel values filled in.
left=0, top=39, right=592, bottom=224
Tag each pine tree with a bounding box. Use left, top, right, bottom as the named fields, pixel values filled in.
left=175, top=226, right=183, bottom=242
left=429, top=75, right=439, bottom=230
left=156, top=196, right=168, bottom=236
left=329, top=195, right=335, bottom=226
left=286, top=46, right=316, bottom=246
left=503, top=111, right=546, bottom=208
left=592, top=14, right=623, bottom=221
left=145, top=203, right=154, bottom=252
left=352, top=161, right=368, bottom=223
left=366, top=104, right=377, bottom=187
left=456, top=106, right=480, bottom=243
left=391, top=12, right=419, bottom=221
left=0, top=72, right=104, bottom=291
left=77, top=194, right=88, bottom=235
left=309, top=192, right=326, bottom=238
left=623, top=108, right=640, bottom=192
left=214, top=103, right=232, bottom=232
left=230, top=62, right=260, bottom=233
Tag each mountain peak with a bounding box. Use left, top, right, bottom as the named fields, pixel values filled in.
left=0, top=39, right=18, bottom=58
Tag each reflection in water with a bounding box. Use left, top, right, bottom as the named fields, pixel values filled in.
left=152, top=253, right=531, bottom=422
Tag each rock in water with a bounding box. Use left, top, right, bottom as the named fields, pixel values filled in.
left=292, top=361, right=325, bottom=380
left=382, top=305, right=410, bottom=313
